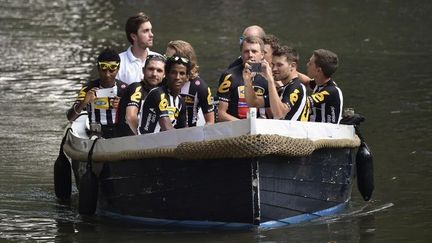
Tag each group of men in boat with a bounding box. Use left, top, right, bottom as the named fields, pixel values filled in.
left=66, top=12, right=343, bottom=139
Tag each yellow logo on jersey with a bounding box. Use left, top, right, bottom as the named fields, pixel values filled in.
left=130, top=86, right=142, bottom=103
left=167, top=107, right=179, bottom=119
left=238, top=85, right=245, bottom=98
left=207, top=87, right=212, bottom=105
left=77, top=86, right=88, bottom=101
left=94, top=97, right=110, bottom=110
left=239, top=85, right=264, bottom=98
left=159, top=93, right=168, bottom=111
left=300, top=98, right=311, bottom=121
left=218, top=74, right=232, bottom=93
left=311, top=90, right=330, bottom=103
left=289, top=89, right=300, bottom=105
left=254, top=86, right=265, bottom=96
left=184, top=96, right=194, bottom=105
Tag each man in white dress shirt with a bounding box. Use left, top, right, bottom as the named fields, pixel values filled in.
left=116, top=12, right=162, bottom=85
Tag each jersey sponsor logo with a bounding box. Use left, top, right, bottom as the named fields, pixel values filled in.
left=329, top=106, right=336, bottom=123
left=184, top=96, right=194, bottom=105
left=238, top=85, right=245, bottom=98
left=218, top=74, right=232, bottom=93
left=311, top=90, right=330, bottom=103
left=94, top=97, right=110, bottom=110
left=254, top=86, right=265, bottom=96
left=130, top=86, right=142, bottom=103
left=241, top=85, right=265, bottom=97
left=144, top=113, right=157, bottom=132
left=159, top=93, right=168, bottom=111
left=289, top=89, right=300, bottom=106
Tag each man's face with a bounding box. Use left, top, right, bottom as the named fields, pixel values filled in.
left=98, top=61, right=119, bottom=84
left=263, top=44, right=273, bottom=64
left=306, top=55, right=318, bottom=78
left=143, top=59, right=165, bottom=87
left=272, top=55, right=294, bottom=81
left=167, top=63, right=188, bottom=93
left=132, top=21, right=154, bottom=49
left=241, top=42, right=264, bottom=63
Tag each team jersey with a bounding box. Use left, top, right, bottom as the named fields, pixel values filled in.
left=74, top=79, right=127, bottom=125
left=308, top=79, right=343, bottom=124
left=217, top=64, right=269, bottom=119
left=138, top=86, right=187, bottom=134
left=278, top=77, right=309, bottom=121
left=115, top=81, right=152, bottom=136
left=116, top=81, right=152, bottom=124
left=180, top=76, right=214, bottom=127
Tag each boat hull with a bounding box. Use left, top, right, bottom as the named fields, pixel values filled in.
left=65, top=114, right=359, bottom=229
left=72, top=147, right=355, bottom=229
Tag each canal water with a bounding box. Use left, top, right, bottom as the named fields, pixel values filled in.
left=0, top=0, right=431, bottom=242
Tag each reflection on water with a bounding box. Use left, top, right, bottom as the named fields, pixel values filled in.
left=0, top=0, right=431, bottom=241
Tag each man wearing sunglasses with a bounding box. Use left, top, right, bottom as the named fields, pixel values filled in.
left=115, top=55, right=166, bottom=136
left=116, top=12, right=162, bottom=85
left=165, top=40, right=215, bottom=127
left=137, top=55, right=189, bottom=134
left=67, top=48, right=128, bottom=138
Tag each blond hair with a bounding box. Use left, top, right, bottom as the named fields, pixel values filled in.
left=167, top=40, right=199, bottom=79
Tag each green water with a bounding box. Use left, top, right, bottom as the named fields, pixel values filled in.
left=0, top=0, right=431, bottom=242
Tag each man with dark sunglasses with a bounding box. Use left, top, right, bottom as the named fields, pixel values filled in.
left=116, top=12, right=162, bottom=85
left=136, top=55, right=189, bottom=134
left=115, top=55, right=166, bottom=136
left=66, top=48, right=128, bottom=138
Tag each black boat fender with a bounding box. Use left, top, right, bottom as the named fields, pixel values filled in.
left=340, top=112, right=374, bottom=201
left=54, top=128, right=72, bottom=200
left=356, top=139, right=374, bottom=201
left=78, top=138, right=99, bottom=215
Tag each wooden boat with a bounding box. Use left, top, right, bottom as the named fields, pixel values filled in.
left=56, top=112, right=365, bottom=230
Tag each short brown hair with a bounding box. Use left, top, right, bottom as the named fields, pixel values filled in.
left=263, top=34, right=280, bottom=51
left=313, top=49, right=338, bottom=77
left=240, top=36, right=264, bottom=52
left=273, top=45, right=299, bottom=63
left=125, top=12, right=150, bottom=45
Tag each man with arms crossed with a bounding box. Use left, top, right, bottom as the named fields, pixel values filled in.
left=117, top=12, right=161, bottom=85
